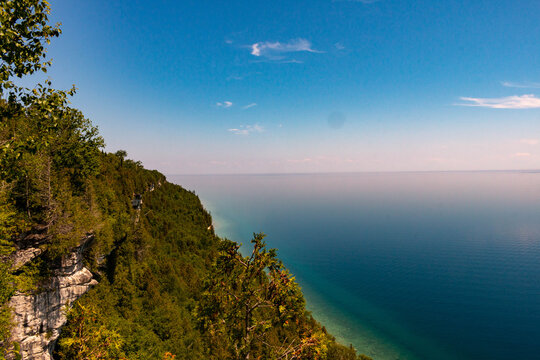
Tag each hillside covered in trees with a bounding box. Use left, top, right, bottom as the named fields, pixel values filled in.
left=0, top=1, right=371, bottom=359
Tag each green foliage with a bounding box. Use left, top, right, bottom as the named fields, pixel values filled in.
left=0, top=261, right=15, bottom=353
left=326, top=342, right=371, bottom=360
left=62, top=174, right=215, bottom=360
left=114, top=150, right=127, bottom=167
left=0, top=184, right=19, bottom=358
left=196, top=234, right=315, bottom=359
left=0, top=183, right=25, bottom=252
left=0, top=91, right=104, bottom=241
left=56, top=302, right=124, bottom=360
left=1, top=86, right=103, bottom=184
left=0, top=0, right=104, bottom=350
left=0, top=0, right=61, bottom=87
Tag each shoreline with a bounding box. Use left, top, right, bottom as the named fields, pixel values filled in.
left=197, top=195, right=427, bottom=360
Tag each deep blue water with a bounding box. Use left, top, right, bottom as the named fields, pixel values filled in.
left=170, top=172, right=540, bottom=360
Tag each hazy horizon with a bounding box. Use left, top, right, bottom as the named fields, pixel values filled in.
left=166, top=168, right=540, bottom=176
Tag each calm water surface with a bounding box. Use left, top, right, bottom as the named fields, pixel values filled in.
left=170, top=172, right=540, bottom=360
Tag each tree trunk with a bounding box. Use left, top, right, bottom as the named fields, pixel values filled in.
left=25, top=174, right=31, bottom=218
left=46, top=158, right=52, bottom=232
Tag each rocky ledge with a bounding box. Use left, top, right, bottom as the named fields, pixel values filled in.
left=8, top=237, right=97, bottom=360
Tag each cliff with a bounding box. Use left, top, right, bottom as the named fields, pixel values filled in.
left=7, top=236, right=97, bottom=359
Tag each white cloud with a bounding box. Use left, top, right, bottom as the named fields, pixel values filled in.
left=216, top=101, right=233, bottom=108
left=242, top=103, right=257, bottom=110
left=228, top=124, right=264, bottom=136
left=514, top=152, right=531, bottom=157
left=520, top=139, right=540, bottom=145
left=334, top=42, right=345, bottom=50
left=249, top=38, right=322, bottom=61
left=502, top=81, right=540, bottom=89
left=251, top=43, right=261, bottom=56
left=457, top=94, right=540, bottom=109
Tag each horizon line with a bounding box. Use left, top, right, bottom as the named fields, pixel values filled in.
left=165, top=168, right=540, bottom=177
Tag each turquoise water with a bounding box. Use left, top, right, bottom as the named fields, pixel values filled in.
left=170, top=172, right=540, bottom=360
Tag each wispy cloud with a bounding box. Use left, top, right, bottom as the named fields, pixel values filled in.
left=242, top=103, right=257, bottom=110
left=456, top=94, right=540, bottom=109
left=277, top=59, right=304, bottom=64
left=502, top=81, right=540, bottom=89
left=228, top=124, right=264, bottom=135
left=334, top=42, right=345, bottom=50
left=216, top=101, right=233, bottom=108
left=514, top=152, right=531, bottom=157
left=249, top=38, right=322, bottom=61
left=226, top=75, right=244, bottom=81
left=226, top=71, right=263, bottom=81
left=520, top=138, right=540, bottom=145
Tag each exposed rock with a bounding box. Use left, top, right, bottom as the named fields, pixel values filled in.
left=8, top=236, right=97, bottom=360
left=10, top=247, right=43, bottom=269
left=10, top=232, right=49, bottom=270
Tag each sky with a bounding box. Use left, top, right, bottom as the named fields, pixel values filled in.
left=28, top=0, right=540, bottom=174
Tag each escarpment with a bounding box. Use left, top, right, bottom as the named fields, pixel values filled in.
left=7, top=236, right=97, bottom=360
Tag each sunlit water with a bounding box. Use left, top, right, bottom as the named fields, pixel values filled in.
left=170, top=172, right=540, bottom=360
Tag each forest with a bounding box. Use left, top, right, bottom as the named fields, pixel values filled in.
left=0, top=1, right=371, bottom=359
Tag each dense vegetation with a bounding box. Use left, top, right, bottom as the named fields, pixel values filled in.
left=0, top=1, right=371, bottom=359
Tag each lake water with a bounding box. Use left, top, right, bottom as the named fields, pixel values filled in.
left=170, top=172, right=540, bottom=360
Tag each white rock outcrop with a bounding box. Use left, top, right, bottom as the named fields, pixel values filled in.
left=8, top=238, right=97, bottom=359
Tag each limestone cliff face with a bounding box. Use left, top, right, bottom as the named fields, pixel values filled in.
left=8, top=237, right=97, bottom=360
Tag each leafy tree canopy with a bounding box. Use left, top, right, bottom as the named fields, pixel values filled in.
left=197, top=234, right=328, bottom=359
left=0, top=0, right=61, bottom=88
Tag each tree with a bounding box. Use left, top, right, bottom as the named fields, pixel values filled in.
left=0, top=0, right=75, bottom=189
left=0, top=0, right=61, bottom=90
left=196, top=234, right=327, bottom=360
left=0, top=259, right=16, bottom=360
left=1, top=87, right=103, bottom=227
left=114, top=150, right=127, bottom=168
left=0, top=182, right=25, bottom=359
left=0, top=1, right=104, bottom=353
left=55, top=302, right=124, bottom=360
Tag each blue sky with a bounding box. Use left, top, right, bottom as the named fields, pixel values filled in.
left=35, top=0, right=540, bottom=173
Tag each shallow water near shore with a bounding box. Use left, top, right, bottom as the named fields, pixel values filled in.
left=170, top=172, right=540, bottom=360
